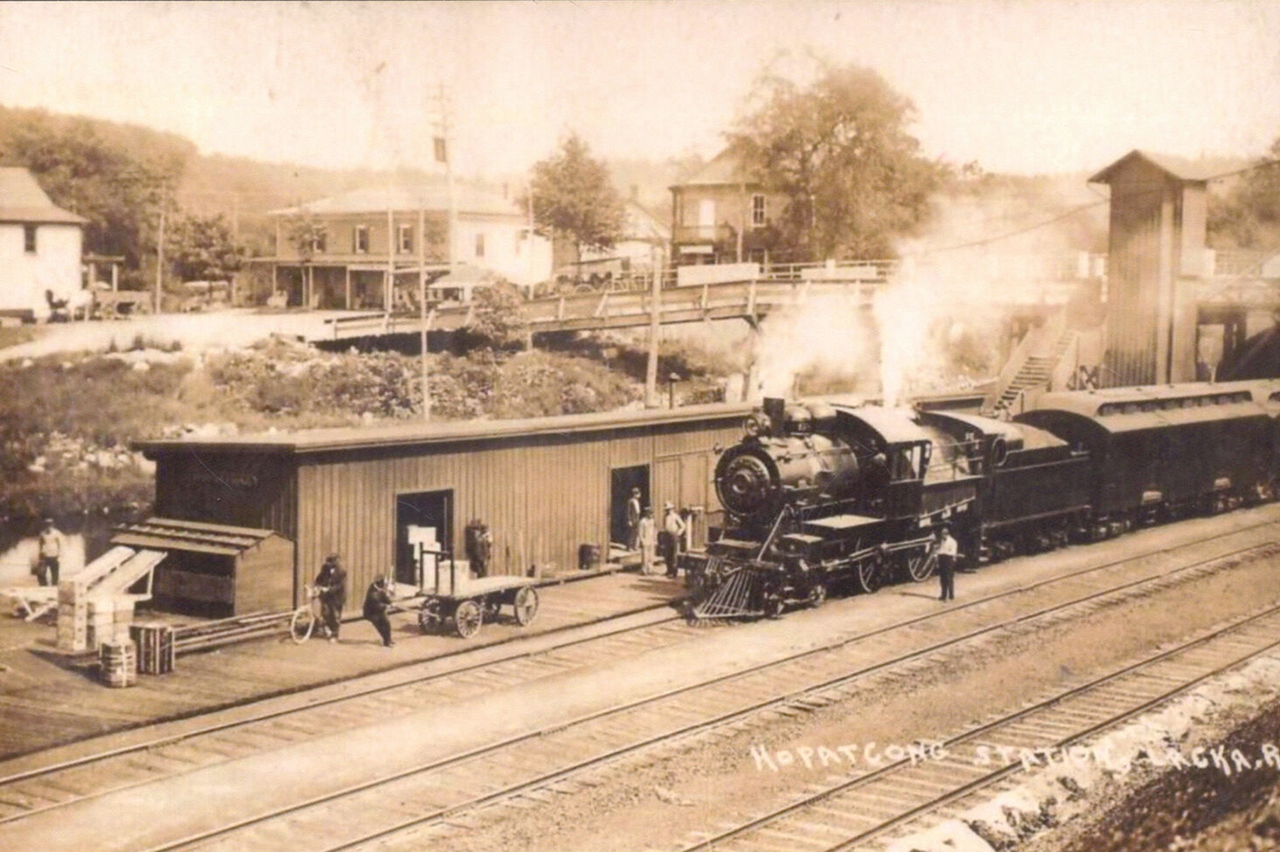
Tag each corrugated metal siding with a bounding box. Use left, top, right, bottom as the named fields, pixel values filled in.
left=292, top=418, right=745, bottom=615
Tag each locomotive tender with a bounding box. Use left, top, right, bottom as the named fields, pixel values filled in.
left=681, top=381, right=1280, bottom=620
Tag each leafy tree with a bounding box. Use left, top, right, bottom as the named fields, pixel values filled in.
left=0, top=106, right=192, bottom=273
left=727, top=56, right=943, bottom=260
left=1208, top=135, right=1280, bottom=249
left=523, top=134, right=625, bottom=267
left=167, top=213, right=245, bottom=282
left=469, top=281, right=529, bottom=348
left=286, top=214, right=326, bottom=264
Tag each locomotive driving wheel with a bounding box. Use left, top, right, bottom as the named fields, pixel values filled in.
left=901, top=547, right=937, bottom=582
left=855, top=556, right=883, bottom=594
left=454, top=599, right=484, bottom=639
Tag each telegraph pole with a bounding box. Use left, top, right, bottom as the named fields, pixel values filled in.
left=645, top=246, right=663, bottom=407
left=154, top=194, right=166, bottom=314
left=433, top=84, right=457, bottom=269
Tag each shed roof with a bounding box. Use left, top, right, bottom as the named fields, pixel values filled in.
left=1089, top=150, right=1221, bottom=184
left=111, top=517, right=279, bottom=556
left=0, top=167, right=87, bottom=225
left=136, top=401, right=756, bottom=456
left=268, top=180, right=524, bottom=219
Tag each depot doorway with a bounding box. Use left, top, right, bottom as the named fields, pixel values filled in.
left=395, top=489, right=453, bottom=586
left=610, top=465, right=650, bottom=548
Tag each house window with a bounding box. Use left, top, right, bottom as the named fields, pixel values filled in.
left=752, top=194, right=766, bottom=227
left=23, top=225, right=37, bottom=254
left=353, top=225, right=370, bottom=254
left=311, top=228, right=327, bottom=254
left=397, top=224, right=413, bottom=254
left=475, top=232, right=485, bottom=259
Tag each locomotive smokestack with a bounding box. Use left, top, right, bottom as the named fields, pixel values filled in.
left=763, top=398, right=786, bottom=435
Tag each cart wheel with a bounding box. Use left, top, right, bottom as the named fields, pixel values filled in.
left=513, top=586, right=540, bottom=626
left=289, top=607, right=316, bottom=644
left=455, top=599, right=483, bottom=639
left=418, top=599, right=442, bottom=634
left=902, top=548, right=937, bottom=583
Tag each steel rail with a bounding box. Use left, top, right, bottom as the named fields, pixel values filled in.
left=680, top=604, right=1280, bottom=852
left=136, top=537, right=1278, bottom=852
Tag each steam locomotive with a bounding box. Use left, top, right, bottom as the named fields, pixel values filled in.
left=680, top=382, right=1280, bottom=619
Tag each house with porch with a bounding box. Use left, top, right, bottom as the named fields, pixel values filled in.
left=264, top=180, right=552, bottom=309
left=669, top=146, right=787, bottom=268
left=0, top=167, right=86, bottom=320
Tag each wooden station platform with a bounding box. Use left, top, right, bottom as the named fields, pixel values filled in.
left=0, top=569, right=684, bottom=760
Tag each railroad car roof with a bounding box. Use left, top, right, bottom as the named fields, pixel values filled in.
left=1021, top=400, right=1269, bottom=434
left=134, top=401, right=756, bottom=456
left=1032, top=382, right=1268, bottom=418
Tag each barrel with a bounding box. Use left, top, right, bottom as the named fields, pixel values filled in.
left=99, top=639, right=137, bottom=688
left=578, top=543, right=601, bottom=571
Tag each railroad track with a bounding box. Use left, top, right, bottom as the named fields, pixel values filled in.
left=0, top=520, right=1274, bottom=850
left=101, top=537, right=1279, bottom=852
left=671, top=603, right=1280, bottom=852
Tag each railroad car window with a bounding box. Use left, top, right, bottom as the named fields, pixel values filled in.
left=1181, top=399, right=1195, bottom=408
left=1270, top=392, right=1280, bottom=403
left=1099, top=404, right=1116, bottom=416
left=1140, top=402, right=1157, bottom=412
left=1123, top=403, right=1139, bottom=414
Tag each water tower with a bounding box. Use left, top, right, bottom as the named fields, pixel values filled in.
left=1089, top=151, right=1213, bottom=386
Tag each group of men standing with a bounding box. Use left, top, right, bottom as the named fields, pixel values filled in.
left=626, top=487, right=694, bottom=578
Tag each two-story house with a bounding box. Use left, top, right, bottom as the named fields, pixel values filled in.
left=669, top=146, right=787, bottom=268
left=0, top=168, right=86, bottom=320
left=267, top=180, right=551, bottom=309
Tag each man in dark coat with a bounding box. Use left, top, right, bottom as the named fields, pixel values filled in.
left=315, top=554, right=347, bottom=642
left=363, top=575, right=396, bottom=647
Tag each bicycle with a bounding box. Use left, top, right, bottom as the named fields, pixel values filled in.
left=289, top=584, right=323, bottom=644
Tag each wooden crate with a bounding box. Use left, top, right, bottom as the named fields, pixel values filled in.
left=129, top=622, right=175, bottom=675
left=99, top=640, right=137, bottom=688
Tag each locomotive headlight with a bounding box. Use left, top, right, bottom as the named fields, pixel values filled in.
left=744, top=414, right=772, bottom=438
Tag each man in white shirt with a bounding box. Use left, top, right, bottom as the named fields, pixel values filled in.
left=936, top=526, right=959, bottom=602
left=36, top=518, right=65, bottom=587
left=660, top=502, right=687, bottom=578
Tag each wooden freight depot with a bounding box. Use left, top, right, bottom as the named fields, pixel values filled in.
left=133, top=403, right=753, bottom=617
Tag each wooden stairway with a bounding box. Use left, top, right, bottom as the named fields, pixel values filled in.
left=989, top=331, right=1076, bottom=417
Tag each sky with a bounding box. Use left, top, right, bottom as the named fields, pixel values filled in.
left=0, top=0, right=1278, bottom=178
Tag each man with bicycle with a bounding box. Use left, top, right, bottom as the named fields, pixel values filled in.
left=314, top=553, right=347, bottom=642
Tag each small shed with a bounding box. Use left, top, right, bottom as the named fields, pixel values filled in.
left=112, top=518, right=295, bottom=616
